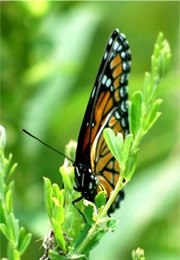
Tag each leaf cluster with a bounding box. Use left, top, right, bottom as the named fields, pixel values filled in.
left=41, top=32, right=171, bottom=260
left=0, top=126, right=32, bottom=260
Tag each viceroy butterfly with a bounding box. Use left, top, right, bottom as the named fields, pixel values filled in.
left=74, top=29, right=131, bottom=213
left=22, top=28, right=131, bottom=214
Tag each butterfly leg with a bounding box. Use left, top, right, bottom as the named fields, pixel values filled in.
left=72, top=196, right=87, bottom=222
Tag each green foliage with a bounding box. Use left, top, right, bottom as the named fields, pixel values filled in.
left=0, top=126, right=32, bottom=260
left=132, top=248, right=146, bottom=260
left=1, top=2, right=178, bottom=259
left=40, top=32, right=171, bottom=259
left=42, top=154, right=119, bottom=259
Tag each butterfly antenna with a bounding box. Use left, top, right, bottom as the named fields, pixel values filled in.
left=22, top=129, right=74, bottom=163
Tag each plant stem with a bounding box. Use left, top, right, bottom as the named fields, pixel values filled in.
left=74, top=171, right=125, bottom=254
left=99, top=172, right=125, bottom=218
left=74, top=223, right=97, bottom=254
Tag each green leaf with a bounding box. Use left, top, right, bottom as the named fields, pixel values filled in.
left=143, top=72, right=152, bottom=105
left=83, top=200, right=96, bottom=225
left=103, top=128, right=122, bottom=163
left=0, top=223, right=8, bottom=238
left=18, top=227, right=25, bottom=248
left=65, top=140, right=77, bottom=163
left=7, top=213, right=19, bottom=244
left=83, top=230, right=106, bottom=254
left=0, top=125, right=6, bottom=148
left=5, top=190, right=13, bottom=214
left=132, top=247, right=146, bottom=260
left=143, top=99, right=162, bottom=133
left=160, top=40, right=171, bottom=79
left=52, top=219, right=67, bottom=252
left=44, top=177, right=53, bottom=219
left=3, top=154, right=11, bottom=178
left=53, top=183, right=61, bottom=202
left=151, top=32, right=171, bottom=84
left=0, top=200, right=8, bottom=226
left=122, top=134, right=133, bottom=168
left=52, top=200, right=64, bottom=225
left=0, top=173, right=5, bottom=200
left=6, top=163, right=18, bottom=182
left=146, top=112, right=161, bottom=133
left=67, top=165, right=75, bottom=185
left=125, top=152, right=139, bottom=182
left=60, top=166, right=72, bottom=192
left=60, top=189, right=65, bottom=206
left=95, top=191, right=106, bottom=209
left=18, top=233, right=32, bottom=255
left=105, top=218, right=118, bottom=230
left=129, top=91, right=143, bottom=137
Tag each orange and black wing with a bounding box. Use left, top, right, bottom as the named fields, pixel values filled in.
left=75, top=29, right=131, bottom=173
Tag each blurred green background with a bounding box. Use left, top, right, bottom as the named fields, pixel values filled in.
left=1, top=1, right=179, bottom=259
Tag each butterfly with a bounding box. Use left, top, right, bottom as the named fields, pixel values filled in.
left=73, top=29, right=131, bottom=213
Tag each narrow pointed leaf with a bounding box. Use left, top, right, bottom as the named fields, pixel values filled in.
left=122, top=134, right=133, bottom=167
left=129, top=91, right=143, bottom=137
left=143, top=72, right=152, bottom=105
left=44, top=177, right=53, bottom=219
left=103, top=128, right=121, bottom=162
left=52, top=219, right=67, bottom=252
left=5, top=190, right=13, bottom=213
left=143, top=99, right=162, bottom=132
left=60, top=166, right=72, bottom=192
left=19, top=233, right=32, bottom=255
left=52, top=201, right=64, bottom=225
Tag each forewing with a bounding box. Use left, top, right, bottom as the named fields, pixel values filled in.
left=75, top=29, right=131, bottom=169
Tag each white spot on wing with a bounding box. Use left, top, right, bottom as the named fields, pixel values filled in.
left=104, top=51, right=108, bottom=60
left=109, top=37, right=113, bottom=45
left=115, top=111, right=121, bottom=119
left=121, top=101, right=127, bottom=112
left=114, top=41, right=119, bottom=51
left=121, top=118, right=126, bottom=128
left=106, top=78, right=111, bottom=87
left=102, top=74, right=107, bottom=85
left=117, top=45, right=122, bottom=52
left=120, top=86, right=128, bottom=97
left=120, top=33, right=126, bottom=39
left=123, top=62, right=127, bottom=71
left=120, top=74, right=128, bottom=84
left=91, top=86, right=96, bottom=98
left=121, top=51, right=126, bottom=59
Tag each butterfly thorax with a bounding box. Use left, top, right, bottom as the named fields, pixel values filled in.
left=74, top=164, right=98, bottom=202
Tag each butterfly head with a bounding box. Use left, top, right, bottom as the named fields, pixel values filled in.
left=74, top=164, right=98, bottom=202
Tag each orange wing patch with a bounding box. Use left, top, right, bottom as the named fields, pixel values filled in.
left=110, top=54, right=121, bottom=69
left=114, top=89, right=120, bottom=102
left=97, top=176, right=113, bottom=197
left=94, top=91, right=110, bottom=122
left=113, top=64, right=122, bottom=78
left=113, top=76, right=120, bottom=88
